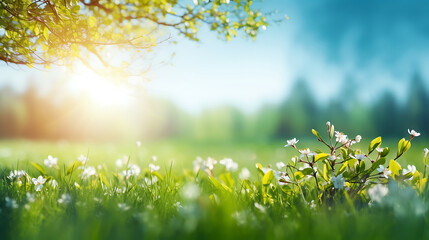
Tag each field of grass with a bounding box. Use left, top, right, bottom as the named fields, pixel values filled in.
left=1, top=136, right=429, bottom=240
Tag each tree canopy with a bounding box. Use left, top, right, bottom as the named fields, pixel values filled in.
left=0, top=0, right=272, bottom=76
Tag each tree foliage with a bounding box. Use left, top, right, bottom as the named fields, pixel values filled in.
left=0, top=0, right=270, bottom=74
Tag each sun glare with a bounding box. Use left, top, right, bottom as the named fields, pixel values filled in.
left=68, top=67, right=132, bottom=107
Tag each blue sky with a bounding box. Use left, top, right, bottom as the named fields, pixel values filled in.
left=1, top=0, right=429, bottom=113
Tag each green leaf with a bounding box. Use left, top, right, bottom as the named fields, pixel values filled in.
left=389, top=159, right=401, bottom=177
left=30, top=162, right=46, bottom=176
left=396, top=138, right=411, bottom=157
left=220, top=172, right=235, bottom=188
left=368, top=137, right=382, bottom=154
left=300, top=167, right=315, bottom=176
left=380, top=147, right=390, bottom=157
left=262, top=170, right=274, bottom=186
left=208, top=175, right=222, bottom=189
left=358, top=160, right=366, bottom=173
left=367, top=157, right=386, bottom=174
left=322, top=163, right=329, bottom=181
left=152, top=171, right=164, bottom=181
left=315, top=153, right=329, bottom=162
left=66, top=161, right=82, bottom=176
left=312, top=129, right=322, bottom=139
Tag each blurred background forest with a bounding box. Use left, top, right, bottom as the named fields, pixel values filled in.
left=0, top=72, right=427, bottom=142
left=2, top=0, right=429, bottom=142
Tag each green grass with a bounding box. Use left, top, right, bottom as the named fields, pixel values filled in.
left=0, top=138, right=429, bottom=240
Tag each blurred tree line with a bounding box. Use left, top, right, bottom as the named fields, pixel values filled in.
left=0, top=73, right=428, bottom=141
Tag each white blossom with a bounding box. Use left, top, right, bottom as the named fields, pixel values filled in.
left=276, top=162, right=286, bottom=170
left=403, top=165, right=417, bottom=175
left=376, top=165, right=391, bottom=178
left=408, top=129, right=421, bottom=137
left=368, top=184, right=388, bottom=203
left=350, top=153, right=365, bottom=161
left=335, top=131, right=348, bottom=144
left=299, top=148, right=315, bottom=159
left=424, top=148, right=429, bottom=159
left=284, top=138, right=299, bottom=148
left=355, top=135, right=362, bottom=143
left=332, top=174, right=345, bottom=190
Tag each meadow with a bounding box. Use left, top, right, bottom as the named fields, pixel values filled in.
left=1, top=126, right=429, bottom=240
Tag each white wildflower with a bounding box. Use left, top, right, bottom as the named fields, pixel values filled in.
left=182, top=183, right=200, bottom=200
left=77, top=155, right=88, bottom=164
left=50, top=179, right=58, bottom=188
left=239, top=168, right=251, bottom=180
left=5, top=197, right=18, bottom=209
left=44, top=155, right=58, bottom=168
left=148, top=163, right=160, bottom=172
left=58, top=193, right=72, bottom=204
left=81, top=166, right=97, bottom=179
left=136, top=141, right=141, bottom=147
left=424, top=148, right=429, bottom=159
left=26, top=192, right=36, bottom=203
left=32, top=176, right=46, bottom=192
left=219, top=158, right=238, bottom=172
left=118, top=203, right=130, bottom=211
left=8, top=170, right=27, bottom=180
left=254, top=202, right=266, bottom=213
left=126, top=164, right=141, bottom=177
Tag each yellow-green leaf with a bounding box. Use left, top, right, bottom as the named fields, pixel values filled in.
left=389, top=159, right=401, bottom=177
left=88, top=16, right=97, bottom=27
left=312, top=129, right=322, bottom=139
left=315, top=153, right=329, bottom=162
left=66, top=161, right=82, bottom=176
left=43, top=27, right=49, bottom=40
left=368, top=136, right=382, bottom=154
left=30, top=162, right=46, bottom=176
left=262, top=170, right=274, bottom=186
